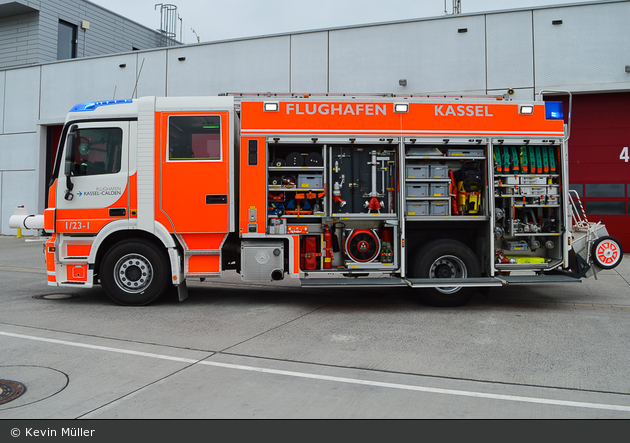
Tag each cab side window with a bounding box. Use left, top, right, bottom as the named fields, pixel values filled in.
left=69, top=128, right=123, bottom=176
left=168, top=115, right=221, bottom=161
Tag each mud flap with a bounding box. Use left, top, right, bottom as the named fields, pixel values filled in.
left=177, top=280, right=189, bottom=302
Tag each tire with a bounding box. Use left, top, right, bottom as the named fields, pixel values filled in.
left=591, top=235, right=623, bottom=270
left=409, top=239, right=480, bottom=307
left=100, top=240, right=171, bottom=306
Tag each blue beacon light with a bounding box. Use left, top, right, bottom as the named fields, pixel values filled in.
left=70, top=99, right=133, bottom=112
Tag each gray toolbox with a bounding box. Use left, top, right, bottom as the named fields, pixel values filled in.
left=406, top=164, right=429, bottom=179
left=430, top=165, right=448, bottom=179
left=297, top=174, right=323, bottom=189
left=406, top=202, right=429, bottom=216
left=430, top=183, right=449, bottom=197
left=430, top=201, right=450, bottom=216
left=406, top=183, right=429, bottom=197
left=448, top=148, right=484, bottom=157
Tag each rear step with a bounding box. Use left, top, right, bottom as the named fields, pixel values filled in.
left=406, top=277, right=502, bottom=288
left=300, top=277, right=407, bottom=288
left=300, top=277, right=502, bottom=288
left=498, top=275, right=581, bottom=284
left=300, top=275, right=580, bottom=288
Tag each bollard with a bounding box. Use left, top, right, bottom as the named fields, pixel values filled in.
left=17, top=228, right=22, bottom=238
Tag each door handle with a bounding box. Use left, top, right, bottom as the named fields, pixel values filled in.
left=109, top=208, right=126, bottom=217
left=206, top=195, right=227, bottom=204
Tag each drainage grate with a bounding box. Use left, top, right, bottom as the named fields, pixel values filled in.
left=0, top=379, right=26, bottom=405
left=33, top=294, right=80, bottom=300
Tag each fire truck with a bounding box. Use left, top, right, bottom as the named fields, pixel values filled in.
left=10, top=93, right=623, bottom=307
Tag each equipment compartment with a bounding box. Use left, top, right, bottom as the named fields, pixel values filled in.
left=492, top=141, right=565, bottom=271
left=329, top=144, right=398, bottom=216
left=267, top=142, right=327, bottom=225
left=403, top=139, right=488, bottom=219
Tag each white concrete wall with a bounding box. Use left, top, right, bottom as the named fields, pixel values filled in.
left=1, top=0, right=629, bottom=235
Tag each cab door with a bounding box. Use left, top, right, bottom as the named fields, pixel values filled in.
left=56, top=121, right=130, bottom=234
left=158, top=112, right=231, bottom=234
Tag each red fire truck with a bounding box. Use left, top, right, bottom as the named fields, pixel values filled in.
left=10, top=93, right=623, bottom=306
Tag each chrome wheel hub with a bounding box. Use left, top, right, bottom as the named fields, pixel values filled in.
left=429, top=255, right=467, bottom=294
left=113, top=253, right=153, bottom=293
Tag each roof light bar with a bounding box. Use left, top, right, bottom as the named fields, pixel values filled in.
left=69, top=99, right=132, bottom=112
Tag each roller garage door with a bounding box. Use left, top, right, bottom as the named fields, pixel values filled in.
left=558, top=92, right=630, bottom=251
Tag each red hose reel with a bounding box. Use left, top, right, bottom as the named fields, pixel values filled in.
left=344, top=229, right=381, bottom=263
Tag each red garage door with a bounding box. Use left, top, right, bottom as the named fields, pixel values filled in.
left=553, top=92, right=630, bottom=251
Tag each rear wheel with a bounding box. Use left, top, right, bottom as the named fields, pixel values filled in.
left=409, top=239, right=480, bottom=307
left=591, top=235, right=623, bottom=270
left=100, top=240, right=171, bottom=306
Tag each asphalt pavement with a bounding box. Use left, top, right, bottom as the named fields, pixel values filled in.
left=1, top=234, right=630, bottom=421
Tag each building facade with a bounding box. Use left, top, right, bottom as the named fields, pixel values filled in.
left=0, top=0, right=169, bottom=70
left=0, top=0, right=629, bottom=248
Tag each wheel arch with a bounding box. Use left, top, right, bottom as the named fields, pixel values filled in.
left=89, top=221, right=179, bottom=280
left=405, top=225, right=490, bottom=276
left=407, top=237, right=482, bottom=307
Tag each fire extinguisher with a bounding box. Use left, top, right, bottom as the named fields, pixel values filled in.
left=323, top=224, right=333, bottom=269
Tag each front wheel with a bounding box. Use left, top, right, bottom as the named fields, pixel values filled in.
left=100, top=240, right=171, bottom=306
left=409, top=239, right=480, bottom=307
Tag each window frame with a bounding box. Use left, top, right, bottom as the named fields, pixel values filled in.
left=166, top=114, right=223, bottom=163
left=66, top=126, right=124, bottom=177
left=57, top=20, right=78, bottom=60
left=575, top=182, right=629, bottom=216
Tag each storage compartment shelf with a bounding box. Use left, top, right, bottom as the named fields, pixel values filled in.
left=406, top=178, right=451, bottom=183
left=495, top=258, right=563, bottom=271
left=332, top=214, right=398, bottom=219
left=268, top=187, right=325, bottom=191
left=406, top=156, right=486, bottom=160
left=495, top=174, right=559, bottom=178
left=407, top=215, right=490, bottom=221
left=268, top=214, right=324, bottom=218
left=510, top=232, right=561, bottom=237
left=512, top=204, right=560, bottom=208
left=268, top=167, right=324, bottom=171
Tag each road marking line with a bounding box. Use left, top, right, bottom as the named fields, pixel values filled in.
left=2, top=330, right=630, bottom=413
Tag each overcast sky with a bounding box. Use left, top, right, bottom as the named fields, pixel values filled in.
left=90, top=0, right=591, bottom=44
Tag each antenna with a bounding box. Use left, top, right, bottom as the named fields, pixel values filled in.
left=131, top=58, right=146, bottom=99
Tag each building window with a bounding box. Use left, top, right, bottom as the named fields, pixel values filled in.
left=569, top=184, right=583, bottom=197
left=584, top=183, right=625, bottom=197
left=58, top=20, right=78, bottom=60
left=584, top=201, right=626, bottom=215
